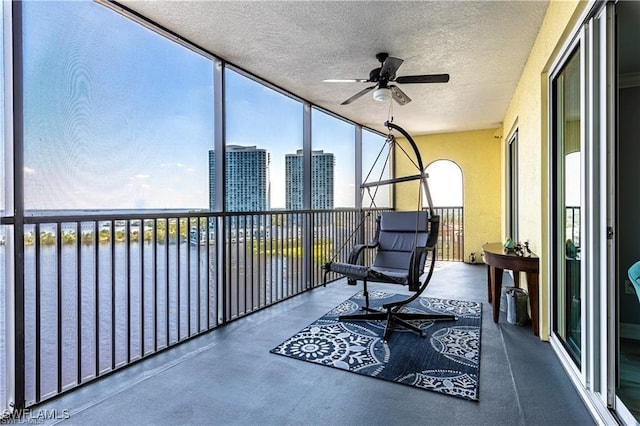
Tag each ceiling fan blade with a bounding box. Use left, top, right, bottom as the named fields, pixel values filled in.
left=323, top=79, right=370, bottom=83
left=395, top=74, right=450, bottom=84
left=380, top=56, right=404, bottom=80
left=341, top=86, right=376, bottom=105
left=389, top=85, right=412, bottom=105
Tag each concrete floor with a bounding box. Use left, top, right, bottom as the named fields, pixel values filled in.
left=36, top=262, right=594, bottom=425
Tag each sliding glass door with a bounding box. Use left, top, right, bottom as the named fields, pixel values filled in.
left=548, top=2, right=640, bottom=421
left=616, top=0, right=640, bottom=421
left=551, top=46, right=582, bottom=365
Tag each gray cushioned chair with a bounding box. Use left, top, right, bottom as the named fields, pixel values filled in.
left=324, top=210, right=456, bottom=341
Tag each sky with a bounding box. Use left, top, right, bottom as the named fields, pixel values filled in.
left=565, top=152, right=581, bottom=207
left=23, top=1, right=213, bottom=210
left=426, top=160, right=463, bottom=207
left=0, top=1, right=4, bottom=212
left=18, top=0, right=461, bottom=212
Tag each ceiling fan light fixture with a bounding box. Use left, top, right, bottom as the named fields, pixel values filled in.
left=373, top=87, right=392, bottom=102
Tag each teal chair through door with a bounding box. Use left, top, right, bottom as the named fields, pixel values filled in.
left=628, top=261, right=640, bottom=303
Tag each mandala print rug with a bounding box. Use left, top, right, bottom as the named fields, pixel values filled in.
left=271, top=291, right=482, bottom=401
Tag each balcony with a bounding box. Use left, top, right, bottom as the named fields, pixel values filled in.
left=3, top=208, right=466, bottom=405
left=1, top=208, right=592, bottom=423
left=28, top=260, right=591, bottom=425
left=0, top=0, right=613, bottom=421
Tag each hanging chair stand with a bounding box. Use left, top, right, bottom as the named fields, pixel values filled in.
left=322, top=121, right=456, bottom=341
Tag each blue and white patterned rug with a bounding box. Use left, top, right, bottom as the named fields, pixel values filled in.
left=271, top=291, right=482, bottom=401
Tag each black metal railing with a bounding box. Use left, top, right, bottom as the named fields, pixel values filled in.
left=433, top=207, right=464, bottom=262
left=0, top=205, right=466, bottom=406
left=0, top=223, right=6, bottom=414
left=11, top=208, right=391, bottom=405
left=566, top=206, right=580, bottom=247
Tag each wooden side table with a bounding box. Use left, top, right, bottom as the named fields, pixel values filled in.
left=482, top=242, right=540, bottom=336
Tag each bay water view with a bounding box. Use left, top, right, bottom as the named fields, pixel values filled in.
left=0, top=213, right=314, bottom=405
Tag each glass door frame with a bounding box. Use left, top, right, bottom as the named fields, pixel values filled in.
left=547, top=2, right=620, bottom=423
left=506, top=127, right=519, bottom=242
left=611, top=0, right=640, bottom=422
left=548, top=29, right=586, bottom=377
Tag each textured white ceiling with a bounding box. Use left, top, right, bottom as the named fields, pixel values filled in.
left=116, top=0, right=549, bottom=135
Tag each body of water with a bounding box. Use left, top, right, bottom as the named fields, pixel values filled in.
left=0, top=211, right=359, bottom=406
left=1, top=234, right=300, bottom=405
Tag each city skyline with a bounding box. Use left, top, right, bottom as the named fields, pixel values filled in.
left=209, top=145, right=270, bottom=212
left=286, top=149, right=335, bottom=210
left=208, top=145, right=336, bottom=212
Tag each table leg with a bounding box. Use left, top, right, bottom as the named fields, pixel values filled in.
left=514, top=271, right=520, bottom=288
left=526, top=271, right=539, bottom=336
left=487, top=265, right=492, bottom=303
left=490, top=266, right=504, bottom=323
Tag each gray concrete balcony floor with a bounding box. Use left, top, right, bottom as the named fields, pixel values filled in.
left=38, top=262, right=594, bottom=425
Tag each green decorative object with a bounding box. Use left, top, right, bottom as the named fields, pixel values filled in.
left=566, top=239, right=577, bottom=259
left=504, top=238, right=515, bottom=252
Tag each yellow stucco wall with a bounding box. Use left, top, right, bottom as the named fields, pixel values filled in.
left=395, top=129, right=502, bottom=263
left=395, top=0, right=589, bottom=341
left=501, top=0, right=588, bottom=340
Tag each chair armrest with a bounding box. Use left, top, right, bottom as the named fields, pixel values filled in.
left=348, top=242, right=378, bottom=265
left=408, top=245, right=430, bottom=291
left=426, top=215, right=440, bottom=251
left=322, top=242, right=378, bottom=286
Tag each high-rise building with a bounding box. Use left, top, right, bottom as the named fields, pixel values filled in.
left=285, top=149, right=334, bottom=210
left=209, top=145, right=270, bottom=212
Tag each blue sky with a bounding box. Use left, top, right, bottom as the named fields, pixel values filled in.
left=0, top=1, right=4, bottom=212
left=225, top=70, right=362, bottom=208
left=22, top=0, right=384, bottom=211
left=20, top=0, right=473, bottom=212
left=23, top=1, right=214, bottom=210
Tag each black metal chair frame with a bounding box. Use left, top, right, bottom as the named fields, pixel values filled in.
left=328, top=212, right=455, bottom=341
left=323, top=121, right=457, bottom=341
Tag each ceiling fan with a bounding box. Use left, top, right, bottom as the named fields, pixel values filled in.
left=324, top=52, right=449, bottom=106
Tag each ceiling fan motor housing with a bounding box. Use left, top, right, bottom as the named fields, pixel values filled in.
left=370, top=67, right=382, bottom=82
left=376, top=52, right=389, bottom=64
